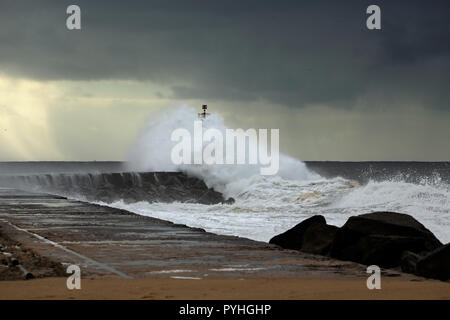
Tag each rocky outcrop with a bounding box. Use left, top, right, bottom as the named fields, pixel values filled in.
left=270, top=212, right=448, bottom=281
left=330, top=212, right=442, bottom=268
left=416, top=244, right=450, bottom=281
left=269, top=215, right=338, bottom=255
left=400, top=251, right=422, bottom=274
left=301, top=221, right=339, bottom=255
left=1, top=228, right=65, bottom=280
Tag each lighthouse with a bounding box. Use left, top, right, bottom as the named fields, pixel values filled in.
left=198, top=104, right=210, bottom=119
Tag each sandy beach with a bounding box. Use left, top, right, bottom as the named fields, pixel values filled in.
left=1, top=277, right=449, bottom=300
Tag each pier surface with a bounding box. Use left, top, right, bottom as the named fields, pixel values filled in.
left=0, top=188, right=395, bottom=280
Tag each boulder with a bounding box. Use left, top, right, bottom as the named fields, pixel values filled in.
left=25, top=272, right=35, bottom=280
left=330, top=212, right=443, bottom=268
left=269, top=215, right=338, bottom=254
left=333, top=234, right=433, bottom=268
left=400, top=251, right=422, bottom=274
left=416, top=243, right=450, bottom=281
left=300, top=222, right=339, bottom=255
left=269, top=212, right=445, bottom=274
left=223, top=197, right=235, bottom=205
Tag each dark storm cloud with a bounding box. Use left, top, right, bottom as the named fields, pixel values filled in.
left=0, top=0, right=449, bottom=109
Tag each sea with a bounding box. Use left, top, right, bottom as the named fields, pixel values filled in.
left=0, top=107, right=449, bottom=244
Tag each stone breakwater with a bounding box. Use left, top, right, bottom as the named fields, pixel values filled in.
left=0, top=172, right=234, bottom=205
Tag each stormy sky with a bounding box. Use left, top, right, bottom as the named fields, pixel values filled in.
left=0, top=0, right=449, bottom=161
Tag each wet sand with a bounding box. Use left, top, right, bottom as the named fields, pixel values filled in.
left=1, top=277, right=449, bottom=300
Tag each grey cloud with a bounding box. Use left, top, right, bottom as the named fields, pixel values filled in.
left=0, top=0, right=449, bottom=109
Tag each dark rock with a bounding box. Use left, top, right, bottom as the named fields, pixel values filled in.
left=269, top=215, right=338, bottom=254
left=300, top=222, right=339, bottom=255
left=416, top=243, right=450, bottom=281
left=196, top=189, right=226, bottom=205
left=400, top=251, right=422, bottom=274
left=11, top=258, right=19, bottom=266
left=269, top=211, right=446, bottom=278
left=223, top=197, right=235, bottom=205
left=334, top=234, right=431, bottom=268
left=25, top=272, right=35, bottom=280
left=330, top=212, right=443, bottom=268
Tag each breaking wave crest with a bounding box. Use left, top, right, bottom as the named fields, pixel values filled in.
left=118, top=106, right=450, bottom=243
left=126, top=105, right=319, bottom=196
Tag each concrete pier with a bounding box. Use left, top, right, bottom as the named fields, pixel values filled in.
left=0, top=188, right=388, bottom=280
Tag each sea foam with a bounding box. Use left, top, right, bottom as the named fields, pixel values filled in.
left=120, top=106, right=450, bottom=243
